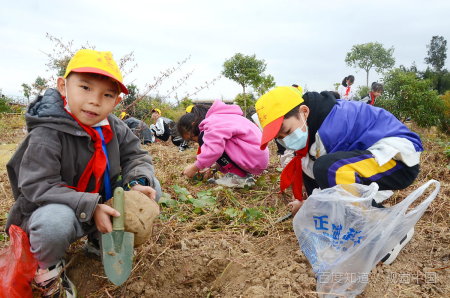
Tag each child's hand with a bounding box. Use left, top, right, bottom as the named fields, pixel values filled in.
left=288, top=196, right=304, bottom=217
left=201, top=169, right=214, bottom=179
left=302, top=187, right=308, bottom=201
left=93, top=204, right=120, bottom=234
left=201, top=164, right=219, bottom=179
left=182, top=163, right=200, bottom=178
left=130, top=184, right=157, bottom=201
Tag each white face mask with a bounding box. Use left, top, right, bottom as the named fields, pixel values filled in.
left=64, top=79, right=72, bottom=113
left=278, top=114, right=308, bottom=151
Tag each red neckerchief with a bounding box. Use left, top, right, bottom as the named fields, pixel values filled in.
left=369, top=92, right=375, bottom=105
left=345, top=86, right=351, bottom=97
left=279, top=138, right=309, bottom=201
left=62, top=97, right=113, bottom=193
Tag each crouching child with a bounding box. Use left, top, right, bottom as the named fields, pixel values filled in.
left=5, top=49, right=162, bottom=297
left=178, top=101, right=269, bottom=188
left=256, top=86, right=423, bottom=265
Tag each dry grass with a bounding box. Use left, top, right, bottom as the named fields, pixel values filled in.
left=0, top=118, right=449, bottom=297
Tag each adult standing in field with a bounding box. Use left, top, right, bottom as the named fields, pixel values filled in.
left=338, top=75, right=355, bottom=100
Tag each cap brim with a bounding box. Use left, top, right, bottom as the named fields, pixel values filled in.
left=260, top=116, right=284, bottom=150
left=70, top=67, right=129, bottom=95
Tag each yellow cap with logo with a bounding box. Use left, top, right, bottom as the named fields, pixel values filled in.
left=255, top=86, right=304, bottom=150
left=151, top=108, right=162, bottom=115
left=64, top=49, right=129, bottom=95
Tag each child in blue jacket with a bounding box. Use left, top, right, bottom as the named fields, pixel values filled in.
left=256, top=86, right=422, bottom=265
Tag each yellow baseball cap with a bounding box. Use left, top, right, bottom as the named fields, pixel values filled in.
left=119, top=112, right=128, bottom=120
left=186, top=105, right=194, bottom=113
left=151, top=108, right=162, bottom=114
left=64, top=49, right=129, bottom=95
left=255, top=86, right=304, bottom=150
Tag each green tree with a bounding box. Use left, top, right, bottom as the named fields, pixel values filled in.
left=49, top=55, right=72, bottom=78
left=122, top=84, right=140, bottom=116
left=252, top=74, right=276, bottom=97
left=399, top=61, right=419, bottom=76
left=424, top=36, right=447, bottom=72
left=32, top=77, right=49, bottom=96
left=422, top=36, right=448, bottom=95
left=234, top=93, right=256, bottom=113
left=376, top=68, right=443, bottom=128
left=180, top=98, right=194, bottom=110
left=421, top=67, right=450, bottom=95
left=222, top=53, right=266, bottom=116
left=345, top=42, right=395, bottom=87
left=123, top=84, right=138, bottom=106
left=21, top=83, right=32, bottom=103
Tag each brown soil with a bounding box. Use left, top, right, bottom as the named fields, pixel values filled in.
left=0, top=118, right=449, bottom=297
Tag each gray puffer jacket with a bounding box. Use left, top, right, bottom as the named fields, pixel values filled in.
left=5, top=89, right=155, bottom=234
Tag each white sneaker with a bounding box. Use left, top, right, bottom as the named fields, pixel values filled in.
left=381, top=227, right=415, bottom=265
left=214, top=173, right=255, bottom=188
left=34, top=258, right=77, bottom=298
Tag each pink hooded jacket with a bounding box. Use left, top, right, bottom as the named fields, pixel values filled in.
left=195, top=100, right=269, bottom=175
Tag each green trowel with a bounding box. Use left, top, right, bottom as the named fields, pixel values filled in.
left=102, top=187, right=134, bottom=286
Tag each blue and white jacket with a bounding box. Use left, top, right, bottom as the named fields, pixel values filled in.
left=303, top=99, right=423, bottom=178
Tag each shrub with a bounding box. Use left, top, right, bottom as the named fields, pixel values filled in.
left=439, top=91, right=450, bottom=132
left=0, top=95, right=15, bottom=113
left=234, top=93, right=256, bottom=116
left=375, top=68, right=443, bottom=128
left=353, top=85, right=370, bottom=101
left=179, top=98, right=194, bottom=110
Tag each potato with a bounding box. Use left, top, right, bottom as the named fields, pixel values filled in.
left=106, top=191, right=160, bottom=247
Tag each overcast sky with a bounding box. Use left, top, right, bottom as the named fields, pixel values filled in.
left=1, top=0, right=449, bottom=102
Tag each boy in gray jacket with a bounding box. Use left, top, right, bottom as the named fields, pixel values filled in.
left=5, top=49, right=161, bottom=298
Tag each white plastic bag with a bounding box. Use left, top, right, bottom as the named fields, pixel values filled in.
left=293, top=180, right=440, bottom=298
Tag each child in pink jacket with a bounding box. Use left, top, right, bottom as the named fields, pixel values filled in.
left=178, top=100, right=269, bottom=188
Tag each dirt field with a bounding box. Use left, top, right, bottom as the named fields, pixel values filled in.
left=0, top=117, right=449, bottom=297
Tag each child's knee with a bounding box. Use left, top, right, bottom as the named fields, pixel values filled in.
left=28, top=204, right=80, bottom=243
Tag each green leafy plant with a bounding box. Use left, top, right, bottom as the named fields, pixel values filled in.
left=172, top=185, right=191, bottom=201
left=376, top=68, right=443, bottom=128
left=353, top=85, right=371, bottom=101
left=158, top=192, right=178, bottom=208
left=243, top=208, right=264, bottom=221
